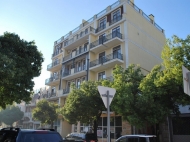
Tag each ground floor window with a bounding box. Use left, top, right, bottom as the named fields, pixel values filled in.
left=74, top=116, right=122, bottom=139
left=172, top=116, right=190, bottom=135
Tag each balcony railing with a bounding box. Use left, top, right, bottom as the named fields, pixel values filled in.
left=63, top=88, right=70, bottom=95
left=127, top=0, right=164, bottom=33
left=90, top=53, right=123, bottom=68
left=49, top=92, right=56, bottom=97
left=47, top=59, right=61, bottom=70
left=95, top=24, right=106, bottom=33
left=104, top=76, right=114, bottom=81
left=109, top=15, right=122, bottom=26
left=62, top=65, right=86, bottom=77
left=90, top=32, right=122, bottom=49
left=64, top=26, right=95, bottom=48
left=45, top=75, right=60, bottom=84
left=63, top=47, right=88, bottom=62
left=52, top=50, right=63, bottom=58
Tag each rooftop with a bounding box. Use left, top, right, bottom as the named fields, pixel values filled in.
left=55, top=0, right=164, bottom=45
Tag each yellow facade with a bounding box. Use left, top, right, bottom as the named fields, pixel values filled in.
left=45, top=0, right=165, bottom=138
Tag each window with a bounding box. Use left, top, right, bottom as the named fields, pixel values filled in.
left=83, top=60, right=86, bottom=69
left=128, top=138, right=138, bottom=142
left=99, top=52, right=105, bottom=64
left=112, top=9, right=121, bottom=20
left=78, top=62, right=81, bottom=71
left=84, top=42, right=88, bottom=51
left=98, top=71, right=105, bottom=80
left=77, top=79, right=81, bottom=88
left=79, top=46, right=82, bottom=54
left=117, top=138, right=126, bottom=142
left=113, top=46, right=121, bottom=59
left=99, top=34, right=106, bottom=44
left=82, top=77, right=86, bottom=82
left=80, top=31, right=83, bottom=37
left=85, top=28, right=88, bottom=34
left=112, top=26, right=120, bottom=38
left=99, top=17, right=106, bottom=28
left=64, top=40, right=68, bottom=46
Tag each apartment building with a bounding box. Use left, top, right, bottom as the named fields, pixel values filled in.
left=45, top=0, right=165, bottom=138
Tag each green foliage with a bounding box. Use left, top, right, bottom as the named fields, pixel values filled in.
left=0, top=105, right=24, bottom=126
left=104, top=64, right=146, bottom=128
left=32, top=100, right=59, bottom=128
left=61, top=81, right=105, bottom=125
left=0, top=32, right=44, bottom=108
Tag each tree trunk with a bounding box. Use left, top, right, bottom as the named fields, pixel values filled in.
left=51, top=121, right=54, bottom=129
left=93, top=120, right=97, bottom=136
left=156, top=123, right=160, bottom=142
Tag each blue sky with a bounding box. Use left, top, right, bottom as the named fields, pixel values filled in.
left=0, top=0, right=190, bottom=90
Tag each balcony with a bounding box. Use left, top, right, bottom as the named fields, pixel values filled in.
left=95, top=24, right=106, bottom=33
left=90, top=32, right=123, bottom=53
left=45, top=75, right=60, bottom=86
left=47, top=59, right=61, bottom=72
left=52, top=50, right=63, bottom=58
left=58, top=88, right=70, bottom=97
left=64, top=27, right=95, bottom=51
left=62, top=45, right=89, bottom=63
left=46, top=92, right=59, bottom=100
left=103, top=76, right=114, bottom=81
left=109, top=15, right=122, bottom=26
left=89, top=53, right=124, bottom=72
left=62, top=66, right=86, bottom=80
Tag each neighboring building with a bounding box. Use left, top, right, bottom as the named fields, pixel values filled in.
left=45, top=0, right=165, bottom=139
left=21, top=87, right=50, bottom=129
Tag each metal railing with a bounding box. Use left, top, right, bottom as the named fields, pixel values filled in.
left=90, top=53, right=123, bottom=68
left=103, top=76, right=114, bottom=81
left=64, top=27, right=94, bottom=48
left=62, top=46, right=88, bottom=62
left=109, top=15, right=122, bottom=26
left=95, top=24, right=106, bottom=33
left=63, top=88, right=70, bottom=95
left=62, top=65, right=86, bottom=77
left=45, top=74, right=60, bottom=84
left=127, top=0, right=164, bottom=33
left=52, top=50, right=63, bottom=58
left=49, top=92, right=57, bottom=97
left=47, top=59, right=61, bottom=70
left=90, top=32, right=122, bottom=49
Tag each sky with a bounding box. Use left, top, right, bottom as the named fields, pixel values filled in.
left=0, top=0, right=190, bottom=91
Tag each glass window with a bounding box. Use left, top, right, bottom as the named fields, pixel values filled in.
left=99, top=52, right=105, bottom=64
left=115, top=116, right=122, bottom=126
left=113, top=45, right=121, bottom=59
left=79, top=46, right=82, bottom=53
left=99, top=34, right=106, bottom=44
left=83, top=60, right=86, bottom=69
left=77, top=79, right=81, bottom=88
left=64, top=40, right=68, bottom=46
left=85, top=28, right=88, bottom=34
left=117, top=138, right=126, bottom=142
left=98, top=71, right=106, bottom=80
left=80, top=32, right=83, bottom=37
left=112, top=9, right=121, bottom=20
left=99, top=17, right=106, bottom=28
left=84, top=42, right=88, bottom=51
left=128, top=138, right=138, bottom=142
left=139, top=137, right=147, bottom=142
left=112, top=26, right=120, bottom=37
left=78, top=62, right=81, bottom=71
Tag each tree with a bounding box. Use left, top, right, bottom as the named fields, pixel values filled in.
left=0, top=32, right=44, bottom=108
left=102, top=64, right=147, bottom=128
left=32, top=99, right=59, bottom=128
left=0, top=105, right=24, bottom=126
left=61, top=81, right=105, bottom=136
left=140, top=35, right=190, bottom=116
